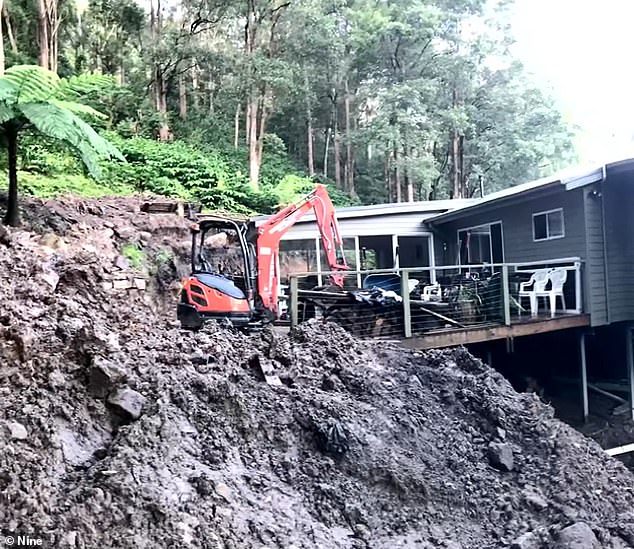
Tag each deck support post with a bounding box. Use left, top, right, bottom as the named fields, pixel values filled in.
left=401, top=270, right=412, bottom=338
left=579, top=331, right=589, bottom=423
left=501, top=265, right=511, bottom=326
left=626, top=325, right=634, bottom=421
left=290, top=276, right=299, bottom=328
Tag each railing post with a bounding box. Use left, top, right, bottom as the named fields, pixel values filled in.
left=502, top=265, right=511, bottom=326
left=575, top=261, right=582, bottom=314
left=290, top=276, right=299, bottom=328
left=401, top=270, right=412, bottom=338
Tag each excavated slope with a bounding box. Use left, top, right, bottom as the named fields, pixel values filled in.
left=1, top=197, right=634, bottom=549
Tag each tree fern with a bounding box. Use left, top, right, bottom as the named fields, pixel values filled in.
left=5, top=65, right=60, bottom=103
left=56, top=73, right=116, bottom=99
left=0, top=64, right=123, bottom=226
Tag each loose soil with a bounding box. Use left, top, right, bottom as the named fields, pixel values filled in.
left=2, top=196, right=634, bottom=548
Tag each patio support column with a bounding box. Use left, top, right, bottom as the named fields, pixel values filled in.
left=626, top=324, right=634, bottom=421
left=579, top=331, right=589, bottom=423
left=401, top=270, right=412, bottom=338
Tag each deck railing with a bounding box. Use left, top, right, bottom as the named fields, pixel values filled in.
left=285, top=257, right=583, bottom=340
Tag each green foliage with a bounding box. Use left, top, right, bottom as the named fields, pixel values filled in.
left=0, top=171, right=135, bottom=198
left=100, top=133, right=355, bottom=214
left=121, top=243, right=146, bottom=269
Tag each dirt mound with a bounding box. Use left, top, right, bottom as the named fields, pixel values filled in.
left=2, top=197, right=634, bottom=548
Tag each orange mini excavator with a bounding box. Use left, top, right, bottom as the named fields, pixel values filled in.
left=177, top=184, right=349, bottom=330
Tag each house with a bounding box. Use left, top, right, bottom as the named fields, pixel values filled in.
left=282, top=157, right=634, bottom=422
left=277, top=198, right=476, bottom=287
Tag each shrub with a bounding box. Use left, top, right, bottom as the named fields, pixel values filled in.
left=121, top=243, right=146, bottom=269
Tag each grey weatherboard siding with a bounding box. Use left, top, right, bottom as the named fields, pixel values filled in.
left=431, top=186, right=610, bottom=326
left=604, top=169, right=634, bottom=324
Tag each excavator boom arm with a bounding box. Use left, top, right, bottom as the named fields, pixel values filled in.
left=255, top=184, right=348, bottom=312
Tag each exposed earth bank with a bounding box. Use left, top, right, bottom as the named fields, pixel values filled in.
left=1, top=197, right=634, bottom=548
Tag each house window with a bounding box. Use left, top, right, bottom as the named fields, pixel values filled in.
left=533, top=208, right=564, bottom=241
left=457, top=222, right=504, bottom=265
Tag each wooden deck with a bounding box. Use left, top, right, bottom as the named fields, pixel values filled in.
left=401, top=314, right=590, bottom=350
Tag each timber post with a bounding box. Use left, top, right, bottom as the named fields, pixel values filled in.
left=579, top=331, right=589, bottom=423
left=501, top=265, right=511, bottom=326
left=290, top=276, right=299, bottom=328
left=401, top=270, right=412, bottom=338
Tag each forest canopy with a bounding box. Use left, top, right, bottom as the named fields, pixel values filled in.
left=0, top=0, right=576, bottom=211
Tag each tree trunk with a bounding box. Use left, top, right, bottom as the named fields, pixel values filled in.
left=234, top=102, right=240, bottom=150
left=384, top=153, right=391, bottom=202
left=245, top=100, right=251, bottom=146
left=4, top=126, right=19, bottom=226
left=307, top=120, right=314, bottom=177
left=4, top=5, right=17, bottom=55
left=394, top=145, right=402, bottom=203
left=344, top=78, right=355, bottom=195
left=156, top=71, right=170, bottom=141
left=248, top=96, right=260, bottom=190
left=405, top=144, right=414, bottom=202
left=37, top=0, right=49, bottom=69
left=178, top=74, right=187, bottom=120
left=333, top=129, right=342, bottom=188
left=0, top=0, right=5, bottom=76
left=191, top=59, right=199, bottom=109
left=323, top=126, right=331, bottom=178
left=451, top=132, right=460, bottom=198
left=49, top=0, right=58, bottom=74
left=304, top=69, right=315, bottom=176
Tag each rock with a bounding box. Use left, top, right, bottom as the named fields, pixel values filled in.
left=488, top=442, right=514, bottom=472
left=214, top=481, right=232, bottom=503
left=522, top=487, right=548, bottom=510
left=353, top=523, right=371, bottom=541
left=133, top=278, right=147, bottom=290
left=107, top=387, right=146, bottom=420
left=40, top=268, right=60, bottom=290
left=66, top=531, right=78, bottom=547
left=113, top=279, right=132, bottom=290
left=496, top=427, right=507, bottom=440
left=8, top=421, right=28, bottom=440
left=48, top=370, right=66, bottom=388
left=511, top=532, right=540, bottom=549
left=39, top=233, right=65, bottom=249
left=115, top=255, right=131, bottom=270
left=113, top=227, right=136, bottom=240
left=556, top=522, right=598, bottom=549
left=0, top=224, right=11, bottom=246
left=89, top=358, right=127, bottom=398
left=139, top=231, right=152, bottom=244
left=102, top=281, right=113, bottom=291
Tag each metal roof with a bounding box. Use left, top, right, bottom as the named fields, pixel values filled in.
left=253, top=198, right=477, bottom=225
left=425, top=163, right=608, bottom=225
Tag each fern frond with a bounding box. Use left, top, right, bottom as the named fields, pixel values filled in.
left=49, top=99, right=107, bottom=119
left=5, top=65, right=60, bottom=103
left=18, top=102, right=124, bottom=178
left=0, top=104, right=16, bottom=124
left=56, top=73, right=116, bottom=99
left=0, top=80, right=19, bottom=103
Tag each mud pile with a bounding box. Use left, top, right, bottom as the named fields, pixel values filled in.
left=2, top=197, right=634, bottom=548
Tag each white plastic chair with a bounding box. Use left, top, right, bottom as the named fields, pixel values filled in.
left=518, top=269, right=551, bottom=316
left=421, top=283, right=441, bottom=302
left=538, top=268, right=567, bottom=317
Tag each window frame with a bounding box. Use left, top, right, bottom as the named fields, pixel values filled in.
left=456, top=221, right=504, bottom=266
left=532, top=208, right=565, bottom=242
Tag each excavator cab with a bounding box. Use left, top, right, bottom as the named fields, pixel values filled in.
left=178, top=216, right=257, bottom=330
left=178, top=184, right=349, bottom=330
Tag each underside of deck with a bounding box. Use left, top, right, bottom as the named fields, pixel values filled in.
left=401, top=314, right=591, bottom=350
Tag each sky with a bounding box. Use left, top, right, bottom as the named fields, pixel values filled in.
left=510, top=0, right=634, bottom=164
